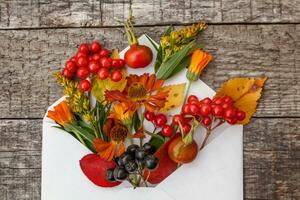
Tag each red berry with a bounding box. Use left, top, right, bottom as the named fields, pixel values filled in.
left=78, top=80, right=91, bottom=92
left=236, top=110, right=246, bottom=121
left=97, top=67, right=109, bottom=80
left=63, top=69, right=74, bottom=78
left=211, top=105, right=223, bottom=117
left=212, top=97, right=223, bottom=105
left=90, top=41, right=101, bottom=53
left=172, top=114, right=184, bottom=126
left=78, top=43, right=89, bottom=54
left=154, top=114, right=167, bottom=127
left=76, top=67, right=89, bottom=79
left=181, top=104, right=190, bottom=115
left=162, top=125, right=173, bottom=137
left=201, top=97, right=212, bottom=104
left=111, top=59, right=120, bottom=68
left=88, top=61, right=101, bottom=73
left=188, top=104, right=200, bottom=115
left=65, top=60, right=77, bottom=73
left=189, top=100, right=199, bottom=105
left=199, top=104, right=211, bottom=116
left=118, top=59, right=126, bottom=68
left=70, top=56, right=77, bottom=62
left=226, top=117, right=237, bottom=125
left=110, top=70, right=122, bottom=82
left=76, top=56, right=88, bottom=68
left=222, top=103, right=231, bottom=109
left=222, top=96, right=233, bottom=105
left=223, top=107, right=237, bottom=119
left=76, top=52, right=88, bottom=58
left=144, top=111, right=155, bottom=121
left=187, top=95, right=198, bottom=103
left=91, top=54, right=101, bottom=62
left=202, top=117, right=212, bottom=127
left=99, top=49, right=110, bottom=57
left=99, top=57, right=112, bottom=68
left=182, top=124, right=191, bottom=134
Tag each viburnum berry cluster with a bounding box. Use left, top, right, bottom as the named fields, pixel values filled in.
left=62, top=41, right=126, bottom=92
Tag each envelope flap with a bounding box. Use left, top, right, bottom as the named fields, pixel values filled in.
left=157, top=125, right=243, bottom=200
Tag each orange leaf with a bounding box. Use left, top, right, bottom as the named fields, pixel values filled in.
left=215, top=77, right=267, bottom=125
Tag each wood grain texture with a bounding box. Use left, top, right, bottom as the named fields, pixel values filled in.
left=0, top=0, right=300, bottom=29
left=0, top=118, right=299, bottom=199
left=0, top=24, right=299, bottom=118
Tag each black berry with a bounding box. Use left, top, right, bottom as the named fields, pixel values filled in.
left=124, top=161, right=138, bottom=173
left=118, top=152, right=134, bottom=166
left=106, top=168, right=116, bottom=182
left=135, top=147, right=147, bottom=160
left=143, top=143, right=156, bottom=155
left=144, top=155, right=159, bottom=170
left=113, top=167, right=128, bottom=181
left=126, top=144, right=139, bottom=156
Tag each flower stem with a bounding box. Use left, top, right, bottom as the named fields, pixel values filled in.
left=184, top=80, right=192, bottom=103
left=144, top=129, right=164, bottom=142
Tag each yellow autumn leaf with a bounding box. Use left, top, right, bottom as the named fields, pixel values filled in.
left=215, top=77, right=267, bottom=125
left=91, top=69, right=127, bottom=102
left=159, top=83, right=186, bottom=112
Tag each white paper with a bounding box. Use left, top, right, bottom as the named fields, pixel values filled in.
left=42, top=35, right=243, bottom=200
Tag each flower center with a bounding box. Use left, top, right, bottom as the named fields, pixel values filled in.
left=110, top=124, right=128, bottom=142
left=128, top=83, right=147, bottom=100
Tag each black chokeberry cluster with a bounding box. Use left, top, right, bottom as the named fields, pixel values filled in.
left=106, top=143, right=159, bottom=183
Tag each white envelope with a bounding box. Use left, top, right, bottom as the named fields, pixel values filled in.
left=42, top=35, right=243, bottom=200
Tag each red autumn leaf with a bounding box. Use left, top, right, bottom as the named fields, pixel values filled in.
left=145, top=135, right=178, bottom=184
left=79, top=154, right=121, bottom=187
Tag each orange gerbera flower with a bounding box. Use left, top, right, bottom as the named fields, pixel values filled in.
left=47, top=101, right=74, bottom=127
left=109, top=102, right=135, bottom=126
left=105, top=73, right=169, bottom=112
left=94, top=119, right=127, bottom=161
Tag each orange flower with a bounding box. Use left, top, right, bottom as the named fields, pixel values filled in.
left=186, top=49, right=212, bottom=81
left=105, top=73, right=169, bottom=112
left=109, top=102, right=135, bottom=126
left=47, top=101, right=74, bottom=127
left=94, top=120, right=128, bottom=161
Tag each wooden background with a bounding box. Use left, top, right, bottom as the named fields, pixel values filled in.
left=0, top=0, right=299, bottom=199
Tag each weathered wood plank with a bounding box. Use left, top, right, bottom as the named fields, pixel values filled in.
left=0, top=118, right=299, bottom=199
left=0, top=0, right=300, bottom=29
left=0, top=25, right=299, bottom=118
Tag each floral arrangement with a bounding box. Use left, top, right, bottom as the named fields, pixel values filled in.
left=47, top=11, right=266, bottom=188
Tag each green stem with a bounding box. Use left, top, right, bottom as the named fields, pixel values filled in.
left=184, top=80, right=192, bottom=103
left=144, top=129, right=164, bottom=142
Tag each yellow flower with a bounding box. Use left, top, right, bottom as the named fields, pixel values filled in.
left=186, top=49, right=213, bottom=81
left=109, top=102, right=135, bottom=126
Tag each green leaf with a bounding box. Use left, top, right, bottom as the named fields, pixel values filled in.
left=132, top=112, right=141, bottom=132
left=146, top=35, right=159, bottom=51
left=156, top=41, right=196, bottom=80
left=150, top=132, right=165, bottom=150
left=165, top=55, right=191, bottom=79
left=154, top=45, right=163, bottom=72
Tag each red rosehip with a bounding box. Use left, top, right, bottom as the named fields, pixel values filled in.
left=76, top=56, right=88, bottom=68
left=211, top=105, right=223, bottom=117
left=236, top=110, right=246, bottom=121
left=78, top=80, right=91, bottom=92
left=154, top=114, right=168, bottom=127
left=99, top=57, right=112, bottom=68
left=202, top=97, right=212, bottom=104
left=99, top=48, right=110, bottom=57
left=182, top=124, right=191, bottom=134
left=62, top=69, right=74, bottom=78
left=88, top=61, right=101, bottom=73
left=78, top=43, right=89, bottom=54
left=172, top=114, right=184, bottom=126
left=202, top=116, right=212, bottom=127
left=89, top=41, right=101, bottom=53
left=187, top=95, right=198, bottom=103
left=65, top=60, right=77, bottom=73
left=70, top=56, right=77, bottom=62
left=97, top=67, right=109, bottom=80
left=162, top=125, right=173, bottom=137
left=222, top=103, right=231, bottom=109
left=110, top=70, right=122, bottom=82
left=91, top=54, right=101, bottom=62
left=212, top=97, right=223, bottom=105
left=199, top=104, right=211, bottom=116
left=76, top=67, right=89, bottom=79
left=223, top=107, right=237, bottom=119
left=188, top=104, right=200, bottom=115
left=144, top=111, right=155, bottom=121
left=76, top=52, right=88, bottom=59
left=181, top=104, right=190, bottom=115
